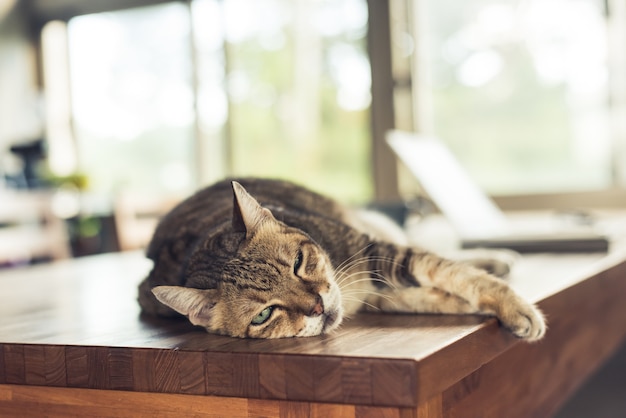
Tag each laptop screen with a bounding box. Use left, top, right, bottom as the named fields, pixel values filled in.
left=386, top=131, right=508, bottom=238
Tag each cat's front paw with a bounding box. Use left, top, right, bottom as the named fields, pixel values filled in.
left=457, top=248, right=520, bottom=278
left=497, top=297, right=546, bottom=341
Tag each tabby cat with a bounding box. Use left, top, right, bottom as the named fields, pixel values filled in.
left=138, top=178, right=546, bottom=341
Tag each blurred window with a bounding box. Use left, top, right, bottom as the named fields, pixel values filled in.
left=419, top=0, right=618, bottom=195
left=214, top=0, right=372, bottom=201
left=57, top=0, right=372, bottom=203
left=67, top=3, right=195, bottom=196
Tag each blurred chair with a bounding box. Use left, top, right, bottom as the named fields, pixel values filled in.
left=0, top=191, right=71, bottom=265
left=114, top=194, right=180, bottom=252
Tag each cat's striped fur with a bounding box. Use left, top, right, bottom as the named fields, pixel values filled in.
left=138, top=178, right=545, bottom=340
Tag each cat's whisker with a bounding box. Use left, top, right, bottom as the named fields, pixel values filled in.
left=340, top=288, right=398, bottom=311
left=341, top=289, right=396, bottom=304
left=339, top=276, right=389, bottom=290
left=338, top=295, right=397, bottom=306
left=333, top=256, right=405, bottom=286
left=347, top=255, right=404, bottom=268
left=335, top=272, right=369, bottom=288
left=340, top=296, right=376, bottom=311
left=336, top=272, right=397, bottom=290
left=335, top=255, right=403, bottom=277
left=334, top=257, right=374, bottom=280
left=335, top=271, right=372, bottom=287
left=334, top=268, right=373, bottom=286
left=335, top=254, right=397, bottom=274
left=358, top=300, right=382, bottom=311
left=367, top=272, right=397, bottom=288
left=334, top=243, right=374, bottom=273
left=340, top=295, right=363, bottom=302
left=334, top=263, right=383, bottom=281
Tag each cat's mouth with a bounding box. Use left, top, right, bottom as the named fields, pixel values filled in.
left=319, top=282, right=342, bottom=334
left=322, top=308, right=342, bottom=333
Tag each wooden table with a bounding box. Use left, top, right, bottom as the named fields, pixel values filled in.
left=1, top=240, right=626, bottom=417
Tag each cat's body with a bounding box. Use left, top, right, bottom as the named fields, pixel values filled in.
left=139, top=178, right=545, bottom=340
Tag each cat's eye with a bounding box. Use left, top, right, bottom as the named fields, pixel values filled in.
left=251, top=306, right=274, bottom=325
left=294, top=250, right=303, bottom=275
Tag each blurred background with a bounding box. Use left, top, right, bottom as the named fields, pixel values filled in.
left=1, top=0, right=625, bottom=262
left=1, top=1, right=625, bottom=415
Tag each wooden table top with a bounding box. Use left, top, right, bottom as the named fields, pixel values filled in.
left=2, top=234, right=626, bottom=408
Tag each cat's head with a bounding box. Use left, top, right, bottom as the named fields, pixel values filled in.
left=152, top=181, right=343, bottom=338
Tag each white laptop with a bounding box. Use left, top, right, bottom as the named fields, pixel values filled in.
left=386, top=131, right=609, bottom=253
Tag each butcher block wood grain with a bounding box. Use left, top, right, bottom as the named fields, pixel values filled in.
left=0, top=384, right=415, bottom=417
left=1, top=233, right=626, bottom=417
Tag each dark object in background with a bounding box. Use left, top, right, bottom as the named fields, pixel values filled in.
left=366, top=196, right=436, bottom=227
left=8, top=139, right=47, bottom=189
left=67, top=215, right=119, bottom=257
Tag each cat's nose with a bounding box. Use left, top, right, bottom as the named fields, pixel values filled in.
left=309, top=295, right=324, bottom=316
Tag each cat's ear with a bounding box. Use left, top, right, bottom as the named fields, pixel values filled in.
left=231, top=181, right=275, bottom=235
left=152, top=286, right=218, bottom=327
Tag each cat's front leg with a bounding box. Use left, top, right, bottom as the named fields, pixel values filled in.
left=410, top=255, right=546, bottom=341
left=364, top=286, right=477, bottom=315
